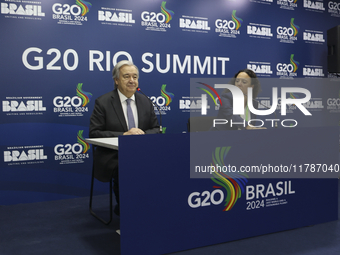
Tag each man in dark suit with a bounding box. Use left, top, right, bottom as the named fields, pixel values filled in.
left=89, top=60, right=160, bottom=215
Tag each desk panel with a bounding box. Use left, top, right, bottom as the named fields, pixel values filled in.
left=119, top=128, right=338, bottom=254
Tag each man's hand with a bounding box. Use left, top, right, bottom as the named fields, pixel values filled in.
left=123, top=128, right=145, bottom=135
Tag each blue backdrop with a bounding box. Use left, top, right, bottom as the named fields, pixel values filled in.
left=1, top=0, right=340, bottom=205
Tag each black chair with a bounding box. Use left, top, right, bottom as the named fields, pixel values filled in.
left=187, top=116, right=216, bottom=132
left=89, top=145, right=113, bottom=225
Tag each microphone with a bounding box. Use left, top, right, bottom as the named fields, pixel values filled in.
left=137, top=87, right=163, bottom=133
left=252, top=98, right=278, bottom=128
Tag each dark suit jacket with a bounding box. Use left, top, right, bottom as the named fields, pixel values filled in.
left=89, top=89, right=160, bottom=182
left=211, top=92, right=258, bottom=131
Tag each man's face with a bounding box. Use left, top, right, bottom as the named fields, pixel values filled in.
left=115, top=65, right=139, bottom=98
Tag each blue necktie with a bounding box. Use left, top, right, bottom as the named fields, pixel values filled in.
left=126, top=98, right=136, bottom=129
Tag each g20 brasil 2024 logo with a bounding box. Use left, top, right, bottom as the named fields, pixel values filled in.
left=150, top=84, right=174, bottom=109
left=290, top=18, right=300, bottom=37
left=76, top=83, right=93, bottom=107
left=160, top=1, right=174, bottom=23
left=76, top=0, right=92, bottom=16
left=77, top=130, right=90, bottom=153
left=188, top=146, right=248, bottom=211
left=211, top=146, right=248, bottom=211
left=54, top=130, right=90, bottom=163
left=231, top=10, right=243, bottom=31
left=53, top=83, right=92, bottom=116
left=161, top=84, right=174, bottom=106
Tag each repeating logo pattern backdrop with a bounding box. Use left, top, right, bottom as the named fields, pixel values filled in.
left=1, top=0, right=340, bottom=205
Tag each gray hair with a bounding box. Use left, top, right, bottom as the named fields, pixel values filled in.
left=112, top=60, right=139, bottom=88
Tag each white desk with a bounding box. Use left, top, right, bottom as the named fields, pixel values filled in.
left=85, top=137, right=119, bottom=150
